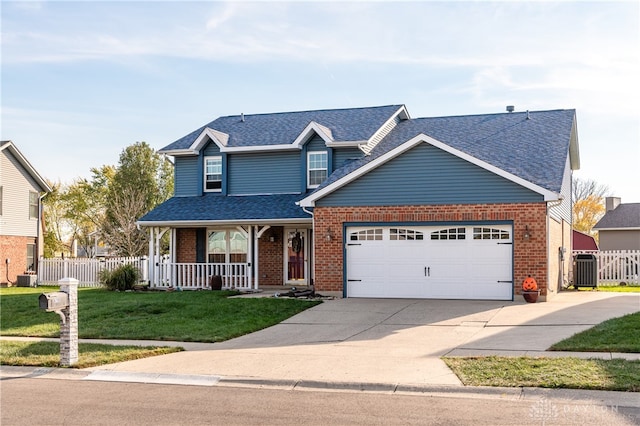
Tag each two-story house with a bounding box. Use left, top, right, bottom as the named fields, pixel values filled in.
left=0, top=141, right=51, bottom=286
left=139, top=104, right=579, bottom=301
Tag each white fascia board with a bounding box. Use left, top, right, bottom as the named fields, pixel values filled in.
left=593, top=227, right=640, bottom=231
left=299, top=133, right=559, bottom=207
left=325, top=140, right=368, bottom=148
left=137, top=218, right=312, bottom=228
left=1, top=141, right=52, bottom=192
left=220, top=144, right=301, bottom=153
left=366, top=105, right=411, bottom=144
left=158, top=148, right=197, bottom=156
left=569, top=115, right=580, bottom=170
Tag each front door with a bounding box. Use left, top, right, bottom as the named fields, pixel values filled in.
left=285, top=229, right=308, bottom=285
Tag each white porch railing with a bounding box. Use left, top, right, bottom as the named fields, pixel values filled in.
left=572, top=250, right=640, bottom=285
left=38, top=257, right=148, bottom=287
left=153, top=262, right=250, bottom=290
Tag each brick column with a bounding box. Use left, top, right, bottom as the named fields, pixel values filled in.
left=58, top=277, right=78, bottom=366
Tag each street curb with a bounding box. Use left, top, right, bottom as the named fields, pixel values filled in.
left=2, top=365, right=638, bottom=408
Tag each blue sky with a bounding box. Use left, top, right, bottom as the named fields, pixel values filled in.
left=2, top=1, right=639, bottom=201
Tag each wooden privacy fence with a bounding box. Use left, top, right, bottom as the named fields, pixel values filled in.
left=38, top=257, right=148, bottom=287
left=572, top=250, right=640, bottom=286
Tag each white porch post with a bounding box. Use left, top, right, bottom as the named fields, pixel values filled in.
left=237, top=226, right=252, bottom=289
left=148, top=227, right=156, bottom=287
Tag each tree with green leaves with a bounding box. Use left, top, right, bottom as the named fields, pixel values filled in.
left=102, top=142, right=173, bottom=256
left=64, top=165, right=115, bottom=257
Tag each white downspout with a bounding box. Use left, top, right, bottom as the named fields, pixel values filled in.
left=301, top=206, right=315, bottom=287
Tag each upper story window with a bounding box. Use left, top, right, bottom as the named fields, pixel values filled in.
left=29, top=191, right=38, bottom=219
left=307, top=151, right=328, bottom=188
left=204, top=156, right=222, bottom=192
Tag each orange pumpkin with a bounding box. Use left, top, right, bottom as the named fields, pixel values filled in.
left=522, top=276, right=538, bottom=291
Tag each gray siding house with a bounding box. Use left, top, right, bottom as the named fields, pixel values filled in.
left=0, top=141, right=51, bottom=285
left=594, top=197, right=640, bottom=251
left=139, top=105, right=579, bottom=301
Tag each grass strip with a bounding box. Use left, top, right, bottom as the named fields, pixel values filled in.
left=443, top=356, right=640, bottom=392
left=549, top=312, right=640, bottom=353
left=0, top=340, right=182, bottom=368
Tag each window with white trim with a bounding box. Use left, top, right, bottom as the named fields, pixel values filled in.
left=204, top=156, right=222, bottom=192
left=307, top=151, right=328, bottom=188
left=29, top=191, right=39, bottom=219
left=208, top=230, right=248, bottom=263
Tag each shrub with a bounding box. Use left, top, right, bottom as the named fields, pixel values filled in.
left=99, top=264, right=140, bottom=291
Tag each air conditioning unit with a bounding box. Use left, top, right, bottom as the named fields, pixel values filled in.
left=17, top=274, right=37, bottom=287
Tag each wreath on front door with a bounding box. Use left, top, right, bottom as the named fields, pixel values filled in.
left=292, top=232, right=302, bottom=253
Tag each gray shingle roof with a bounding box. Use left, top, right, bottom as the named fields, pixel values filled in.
left=318, top=109, right=576, bottom=194
left=594, top=203, right=640, bottom=229
left=138, top=193, right=312, bottom=223
left=161, top=105, right=404, bottom=151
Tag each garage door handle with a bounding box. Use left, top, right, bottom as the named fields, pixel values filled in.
left=347, top=279, right=362, bottom=282
left=497, top=280, right=513, bottom=283
left=425, top=267, right=430, bottom=277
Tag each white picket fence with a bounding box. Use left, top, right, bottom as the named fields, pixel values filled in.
left=572, top=250, right=640, bottom=286
left=38, top=257, right=148, bottom=287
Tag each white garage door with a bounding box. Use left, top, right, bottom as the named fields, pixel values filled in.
left=345, top=225, right=513, bottom=300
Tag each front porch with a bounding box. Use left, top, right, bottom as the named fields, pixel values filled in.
left=145, top=224, right=313, bottom=291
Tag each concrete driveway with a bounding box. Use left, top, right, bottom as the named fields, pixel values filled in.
left=87, top=291, right=640, bottom=387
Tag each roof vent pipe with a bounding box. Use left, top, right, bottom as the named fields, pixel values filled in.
left=526, top=110, right=530, bottom=120
left=506, top=105, right=514, bottom=113
left=241, top=113, right=245, bottom=122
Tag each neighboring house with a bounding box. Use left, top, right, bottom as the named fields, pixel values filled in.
left=139, top=105, right=580, bottom=301
left=0, top=141, right=51, bottom=286
left=572, top=230, right=598, bottom=251
left=593, top=197, right=640, bottom=251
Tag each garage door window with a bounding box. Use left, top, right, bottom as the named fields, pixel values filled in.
left=473, top=227, right=510, bottom=240
left=390, top=228, right=424, bottom=240
left=350, top=229, right=383, bottom=241
left=430, top=227, right=466, bottom=240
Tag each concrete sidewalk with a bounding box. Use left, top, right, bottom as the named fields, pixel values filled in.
left=2, top=291, right=639, bottom=392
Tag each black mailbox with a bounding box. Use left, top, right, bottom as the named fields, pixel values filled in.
left=39, top=292, right=69, bottom=312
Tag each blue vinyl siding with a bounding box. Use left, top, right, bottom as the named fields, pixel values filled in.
left=306, top=134, right=326, bottom=151
left=203, top=143, right=221, bottom=156
left=333, top=147, right=363, bottom=169
left=228, top=151, right=301, bottom=195
left=174, top=156, right=200, bottom=196
left=316, top=143, right=544, bottom=207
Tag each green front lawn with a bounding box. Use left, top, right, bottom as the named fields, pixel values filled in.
left=444, top=311, right=640, bottom=391
left=1, top=286, right=321, bottom=342
left=549, top=311, right=640, bottom=352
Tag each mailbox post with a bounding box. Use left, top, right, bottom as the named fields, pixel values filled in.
left=58, top=277, right=78, bottom=366
left=39, top=278, right=78, bottom=366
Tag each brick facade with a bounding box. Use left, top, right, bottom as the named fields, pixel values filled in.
left=312, top=203, right=551, bottom=297
left=257, top=227, right=284, bottom=286
left=175, top=226, right=287, bottom=286
left=0, top=235, right=34, bottom=285
left=175, top=229, right=197, bottom=263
